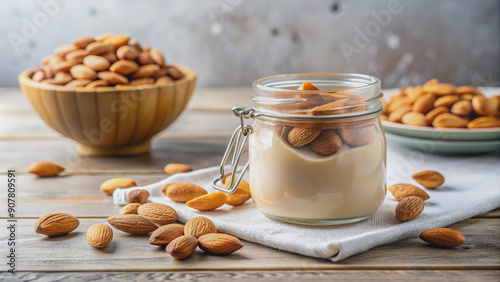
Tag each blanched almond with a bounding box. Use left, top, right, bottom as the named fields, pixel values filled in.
left=186, top=192, right=227, bottom=211
left=425, top=106, right=448, bottom=125
left=27, top=161, right=65, bottom=177
left=131, top=64, right=160, bottom=79
left=412, top=170, right=445, bottom=188
left=467, top=117, right=500, bottom=128
left=388, top=105, right=412, bottom=123
left=85, top=42, right=113, bottom=55
left=424, top=83, right=456, bottom=96
left=297, top=81, right=319, bottom=90
left=64, top=79, right=92, bottom=89
left=450, top=100, right=472, bottom=115
left=100, top=178, right=136, bottom=195
left=434, top=95, right=459, bottom=107
left=472, top=95, right=495, bottom=115
left=413, top=93, right=436, bottom=114
left=401, top=112, right=427, bottom=126
left=102, top=34, right=130, bottom=49
left=432, top=113, right=468, bottom=128
left=72, top=36, right=95, bottom=49
left=164, top=163, right=193, bottom=175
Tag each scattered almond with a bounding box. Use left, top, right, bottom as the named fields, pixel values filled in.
left=412, top=170, right=445, bottom=189
left=198, top=233, right=244, bottom=255
left=100, top=178, right=136, bottom=195
left=186, top=192, right=227, bottom=211
left=184, top=217, right=217, bottom=238
left=126, top=189, right=150, bottom=204
left=164, top=163, right=194, bottom=175
left=86, top=224, right=113, bottom=248
left=166, top=235, right=198, bottom=259
left=165, top=182, right=207, bottom=203
left=27, top=161, right=65, bottom=177
left=107, top=214, right=158, bottom=234
left=395, top=196, right=424, bottom=222
left=419, top=228, right=465, bottom=247
left=118, top=203, right=141, bottom=215
left=35, top=213, right=79, bottom=236
left=388, top=183, right=430, bottom=201
left=137, top=203, right=178, bottom=225
left=149, top=224, right=185, bottom=245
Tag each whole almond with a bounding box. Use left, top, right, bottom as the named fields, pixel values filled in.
left=95, top=33, right=114, bottom=42
left=129, top=78, right=155, bottom=86
left=472, top=95, right=495, bottom=115
left=126, top=189, right=150, bottom=204
left=150, top=48, right=165, bottom=66
left=97, top=71, right=129, bottom=85
left=413, top=93, right=436, bottom=114
left=388, top=105, right=412, bottom=123
left=425, top=106, right=449, bottom=125
left=456, top=86, right=478, bottom=95
left=405, top=86, right=424, bottom=104
left=101, top=52, right=118, bottom=64
left=86, top=80, right=108, bottom=89
left=107, top=214, right=158, bottom=234
left=156, top=76, right=173, bottom=85
left=32, top=70, right=46, bottom=82
left=138, top=203, right=178, bottom=225
left=166, top=235, right=198, bottom=259
left=85, top=42, right=114, bottom=55
left=51, top=60, right=76, bottom=73
left=164, top=163, right=193, bottom=175
left=72, top=36, right=95, bottom=49
left=100, top=178, right=136, bottom=195
left=70, top=65, right=96, bottom=80
left=401, top=112, right=427, bottom=126
left=149, top=224, right=185, bottom=245
left=186, top=192, right=227, bottom=211
left=165, top=182, right=207, bottom=203
left=388, top=183, right=430, bottom=201
left=432, top=113, right=468, bottom=128
left=225, top=187, right=251, bottom=206
left=131, top=64, right=161, bottom=79
left=424, top=83, right=456, bottom=96
left=109, top=60, right=139, bottom=75
left=35, top=213, right=79, bottom=236
left=419, top=228, right=465, bottom=247
left=395, top=196, right=424, bottom=221
left=184, top=217, right=217, bottom=238
left=41, top=78, right=66, bottom=85
left=198, top=233, right=244, bottom=255
left=287, top=127, right=321, bottom=147
left=117, top=45, right=139, bottom=60
left=309, top=130, right=342, bottom=155
left=86, top=224, right=113, bottom=248
left=412, top=170, right=445, bottom=189
left=54, top=44, right=78, bottom=57
left=434, top=95, right=459, bottom=107
left=387, top=99, right=411, bottom=114
left=338, top=125, right=375, bottom=147
left=83, top=55, right=110, bottom=71
left=64, top=79, right=92, bottom=89
left=118, top=203, right=141, bottom=215
left=65, top=49, right=87, bottom=64
left=102, top=34, right=130, bottom=49
left=461, top=93, right=475, bottom=100
left=138, top=51, right=154, bottom=65
left=53, top=72, right=73, bottom=85
left=166, top=66, right=184, bottom=80
left=451, top=100, right=472, bottom=115
left=27, top=161, right=65, bottom=177
left=467, top=117, right=500, bottom=128
left=42, top=65, right=54, bottom=79
left=423, top=78, right=439, bottom=89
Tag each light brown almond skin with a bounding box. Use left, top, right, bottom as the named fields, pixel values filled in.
left=27, top=161, right=65, bottom=177
left=450, top=100, right=472, bottom=116
left=150, top=48, right=165, bottom=66
left=97, top=71, right=129, bottom=85
left=85, top=80, right=108, bottom=89
left=107, top=214, right=158, bottom=234
left=401, top=112, right=427, bottom=127
left=138, top=203, right=178, bottom=225
left=131, top=64, right=161, bottom=79
left=432, top=113, right=468, bottom=128
left=186, top=192, right=228, bottom=211
left=129, top=78, right=155, bottom=86
left=472, top=95, right=494, bottom=115
left=86, top=224, right=113, bottom=248
left=102, top=34, right=130, bottom=49
left=166, top=235, right=198, bottom=259
left=309, top=130, right=342, bottom=155
left=164, top=163, right=193, bottom=175
left=456, top=86, right=478, bottom=95
left=412, top=170, right=445, bottom=189
left=118, top=203, right=141, bottom=215
left=35, top=213, right=79, bottom=236
left=198, top=233, right=244, bottom=255
left=54, top=72, right=73, bottom=84
left=51, top=60, right=76, bottom=73
left=388, top=105, right=412, bottom=123
left=395, top=196, right=424, bottom=222
left=126, top=189, right=150, bottom=204
left=425, top=106, right=449, bottom=125
left=64, top=79, right=92, bottom=89
left=101, top=52, right=118, bottom=64
left=413, top=93, right=436, bottom=114
left=165, top=182, right=207, bottom=203
left=54, top=44, right=78, bottom=57
left=32, top=70, right=46, bottom=82
left=467, top=117, right=500, bottom=128
left=166, top=66, right=184, bottom=80
left=65, top=49, right=87, bottom=64
left=100, top=178, right=136, bottom=195
left=420, top=228, right=465, bottom=247
left=116, top=45, right=139, bottom=60
left=149, top=224, right=185, bottom=245
left=70, top=65, right=96, bottom=80
left=424, top=83, right=456, bottom=96
left=287, top=127, right=321, bottom=147
left=184, top=217, right=217, bottom=238
left=72, top=36, right=95, bottom=49
left=338, top=125, right=375, bottom=147
left=85, top=42, right=114, bottom=55
left=83, top=55, right=110, bottom=71
left=434, top=95, right=459, bottom=107
left=388, top=99, right=411, bottom=114
left=109, top=60, right=139, bottom=75
left=388, top=183, right=430, bottom=201
left=156, top=76, right=173, bottom=85
left=138, top=51, right=154, bottom=65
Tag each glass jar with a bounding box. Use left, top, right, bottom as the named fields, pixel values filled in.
left=215, top=73, right=386, bottom=225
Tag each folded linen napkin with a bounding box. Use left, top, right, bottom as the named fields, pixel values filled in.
left=113, top=140, right=500, bottom=261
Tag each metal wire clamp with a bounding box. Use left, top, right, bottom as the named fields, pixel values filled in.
left=212, top=106, right=254, bottom=193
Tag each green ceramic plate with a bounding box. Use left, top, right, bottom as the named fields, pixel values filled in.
left=386, top=133, right=500, bottom=155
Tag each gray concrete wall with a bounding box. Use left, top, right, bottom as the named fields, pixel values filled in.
left=0, top=0, right=498, bottom=88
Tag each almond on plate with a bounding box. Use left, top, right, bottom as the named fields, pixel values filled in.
left=86, top=224, right=113, bottom=248
left=164, top=182, right=207, bottom=203
left=467, top=117, right=500, bottom=128
left=198, top=233, right=244, bottom=255
left=388, top=183, right=430, bottom=201
left=401, top=112, right=427, bottom=126
left=432, top=113, right=468, bottom=128
left=164, top=163, right=193, bottom=175
left=412, top=170, right=445, bottom=189
left=184, top=216, right=217, bottom=238
left=107, top=214, right=158, bottom=234
left=99, top=178, right=136, bottom=195
left=395, top=196, right=424, bottom=222
left=166, top=235, right=198, bottom=259
left=186, top=192, right=227, bottom=211
left=149, top=224, right=185, bottom=246
left=35, top=213, right=79, bottom=236
left=137, top=203, right=178, bottom=225
left=419, top=228, right=465, bottom=247
left=27, top=161, right=65, bottom=177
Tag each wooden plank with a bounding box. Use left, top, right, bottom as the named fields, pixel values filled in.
left=2, top=271, right=499, bottom=281
left=3, top=218, right=499, bottom=271
left=0, top=139, right=233, bottom=173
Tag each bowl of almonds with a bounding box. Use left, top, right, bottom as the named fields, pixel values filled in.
left=18, top=34, right=196, bottom=156
left=381, top=79, right=500, bottom=154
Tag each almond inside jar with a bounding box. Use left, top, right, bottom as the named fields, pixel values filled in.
left=249, top=78, right=386, bottom=224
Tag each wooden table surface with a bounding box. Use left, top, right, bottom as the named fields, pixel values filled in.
left=1, top=88, right=499, bottom=281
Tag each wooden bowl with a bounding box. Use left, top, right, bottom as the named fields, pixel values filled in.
left=18, top=66, right=196, bottom=156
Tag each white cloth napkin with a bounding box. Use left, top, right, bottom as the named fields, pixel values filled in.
left=113, top=140, right=500, bottom=261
